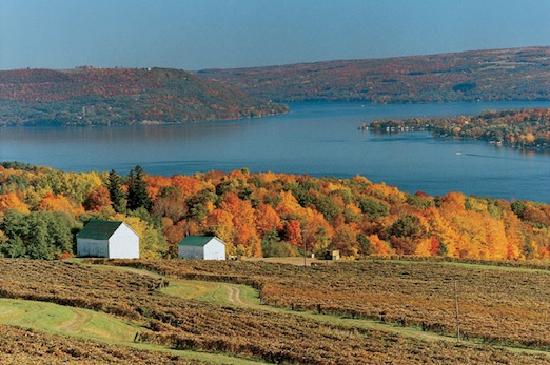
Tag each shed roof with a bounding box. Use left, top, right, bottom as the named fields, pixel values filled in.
left=178, top=236, right=223, bottom=247
left=77, top=220, right=123, bottom=240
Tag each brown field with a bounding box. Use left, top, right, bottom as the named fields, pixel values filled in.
left=0, top=325, right=201, bottom=365
left=1, top=259, right=549, bottom=364
left=108, top=258, right=550, bottom=350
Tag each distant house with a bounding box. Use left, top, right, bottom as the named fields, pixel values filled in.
left=178, top=236, right=225, bottom=260
left=77, top=220, right=139, bottom=259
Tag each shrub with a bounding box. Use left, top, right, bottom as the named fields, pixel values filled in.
left=511, top=200, right=527, bottom=219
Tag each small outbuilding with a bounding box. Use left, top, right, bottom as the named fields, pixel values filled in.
left=178, top=236, right=225, bottom=260
left=322, top=249, right=340, bottom=261
left=77, top=220, right=139, bottom=259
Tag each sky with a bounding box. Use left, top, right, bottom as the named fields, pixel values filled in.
left=1, top=0, right=550, bottom=70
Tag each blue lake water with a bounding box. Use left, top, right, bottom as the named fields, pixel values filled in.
left=2, top=100, right=550, bottom=202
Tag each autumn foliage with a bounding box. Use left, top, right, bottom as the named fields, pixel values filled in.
left=0, top=162, right=549, bottom=260
left=200, top=46, right=550, bottom=103
left=370, top=107, right=550, bottom=151
left=0, top=67, right=287, bottom=126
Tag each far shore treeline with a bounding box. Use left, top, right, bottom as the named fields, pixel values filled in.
left=367, top=108, right=550, bottom=152
left=0, top=162, right=548, bottom=260
left=4, top=47, right=550, bottom=127
left=0, top=67, right=288, bottom=126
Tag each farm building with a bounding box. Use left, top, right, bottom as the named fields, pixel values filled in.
left=77, top=220, right=139, bottom=259
left=178, top=236, right=225, bottom=260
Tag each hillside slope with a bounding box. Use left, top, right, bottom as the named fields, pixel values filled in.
left=0, top=67, right=287, bottom=126
left=198, top=46, right=550, bottom=102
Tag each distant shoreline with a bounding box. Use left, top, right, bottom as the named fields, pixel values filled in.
left=9, top=99, right=550, bottom=128
left=366, top=107, right=550, bottom=152
left=0, top=109, right=289, bottom=128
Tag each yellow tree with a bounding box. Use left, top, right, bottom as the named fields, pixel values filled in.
left=502, top=209, right=523, bottom=259
left=0, top=192, right=30, bottom=215
left=207, top=208, right=235, bottom=248
left=39, top=192, right=84, bottom=217
left=255, top=203, right=282, bottom=236
left=220, top=193, right=261, bottom=257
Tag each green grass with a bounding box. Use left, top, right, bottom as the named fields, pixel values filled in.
left=130, top=343, right=268, bottom=365
left=161, top=280, right=260, bottom=308
left=0, top=298, right=140, bottom=342
left=0, top=298, right=268, bottom=365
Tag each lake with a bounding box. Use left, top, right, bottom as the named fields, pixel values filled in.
left=2, top=100, right=550, bottom=202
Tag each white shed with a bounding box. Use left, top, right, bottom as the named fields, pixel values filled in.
left=178, top=236, right=225, bottom=260
left=77, top=220, right=139, bottom=259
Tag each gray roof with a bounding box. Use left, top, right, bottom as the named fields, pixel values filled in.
left=77, top=220, right=123, bottom=240
left=178, top=236, right=223, bottom=247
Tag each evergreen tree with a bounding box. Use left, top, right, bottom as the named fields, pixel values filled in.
left=127, top=165, right=152, bottom=211
left=108, top=169, right=126, bottom=213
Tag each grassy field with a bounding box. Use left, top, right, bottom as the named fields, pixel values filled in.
left=2, top=258, right=550, bottom=364
left=0, top=299, right=268, bottom=365
left=161, top=280, right=260, bottom=307
left=0, top=298, right=140, bottom=342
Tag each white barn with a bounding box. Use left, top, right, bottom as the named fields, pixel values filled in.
left=178, top=236, right=225, bottom=260
left=77, top=220, right=139, bottom=259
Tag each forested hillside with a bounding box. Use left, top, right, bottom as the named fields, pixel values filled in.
left=199, top=46, right=550, bottom=102
left=0, top=67, right=287, bottom=126
left=0, top=162, right=548, bottom=260
left=368, top=108, right=550, bottom=151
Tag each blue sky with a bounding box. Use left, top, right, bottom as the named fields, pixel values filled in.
left=1, top=0, right=550, bottom=69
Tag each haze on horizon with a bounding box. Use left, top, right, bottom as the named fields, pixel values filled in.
left=1, top=0, right=550, bottom=70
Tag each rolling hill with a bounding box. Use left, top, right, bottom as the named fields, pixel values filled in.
left=4, top=46, right=550, bottom=126
left=198, top=46, right=550, bottom=103
left=0, top=67, right=287, bottom=126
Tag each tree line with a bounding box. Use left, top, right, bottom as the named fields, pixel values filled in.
left=0, top=162, right=549, bottom=260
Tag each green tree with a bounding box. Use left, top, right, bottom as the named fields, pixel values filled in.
left=288, top=180, right=317, bottom=207
left=261, top=230, right=298, bottom=257
left=127, top=165, right=151, bottom=211
left=511, top=200, right=527, bottom=219
left=407, top=194, right=433, bottom=209
left=313, top=195, right=342, bottom=222
left=388, top=215, right=423, bottom=238
left=108, top=169, right=126, bottom=213
left=438, top=241, right=449, bottom=256
left=357, top=197, right=389, bottom=219
left=357, top=234, right=375, bottom=256
left=141, top=225, right=168, bottom=259
left=0, top=210, right=74, bottom=259
left=187, top=188, right=216, bottom=221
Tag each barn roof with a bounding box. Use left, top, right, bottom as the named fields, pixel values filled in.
left=178, top=236, right=223, bottom=247
left=77, top=220, right=123, bottom=240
